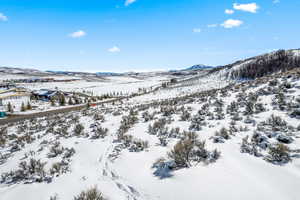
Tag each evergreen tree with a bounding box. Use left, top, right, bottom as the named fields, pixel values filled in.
left=59, top=94, right=66, bottom=106
left=68, top=98, right=74, bottom=105
left=27, top=102, right=32, bottom=110
left=50, top=98, right=56, bottom=106
left=21, top=102, right=26, bottom=112
left=7, top=102, right=13, bottom=113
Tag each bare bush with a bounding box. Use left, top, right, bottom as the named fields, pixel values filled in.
left=74, top=186, right=105, bottom=200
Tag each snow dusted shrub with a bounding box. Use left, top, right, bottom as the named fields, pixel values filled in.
left=49, top=194, right=59, bottom=200
left=280, top=81, right=292, bottom=89
left=122, top=135, right=149, bottom=152
left=74, top=186, right=105, bottom=200
left=1, top=158, right=50, bottom=184
left=251, top=132, right=269, bottom=149
left=49, top=161, right=69, bottom=176
left=167, top=136, right=195, bottom=168
left=240, top=136, right=261, bottom=157
left=91, top=125, right=108, bottom=139
left=55, top=125, right=70, bottom=138
left=16, top=133, right=35, bottom=146
left=112, top=110, right=122, bottom=116
left=0, top=127, right=8, bottom=147
left=265, top=114, right=287, bottom=131
left=231, top=112, right=243, bottom=121
left=117, top=112, right=138, bottom=140
left=254, top=103, right=266, bottom=113
left=142, top=111, right=155, bottom=122
left=272, top=92, right=287, bottom=110
left=158, top=136, right=168, bottom=146
left=215, top=127, right=230, bottom=140
left=229, top=124, right=239, bottom=133
left=167, top=132, right=220, bottom=169
left=74, top=124, right=85, bottom=136
left=265, top=143, right=291, bottom=164
left=269, top=79, right=278, bottom=86
left=148, top=118, right=167, bottom=135
left=239, top=125, right=250, bottom=132
left=226, top=101, right=239, bottom=115
left=63, top=147, right=76, bottom=159
left=47, top=142, right=64, bottom=158
left=93, top=113, right=105, bottom=122
left=289, top=108, right=300, bottom=119
left=168, top=127, right=181, bottom=138
left=160, top=106, right=176, bottom=117
left=214, top=106, right=225, bottom=120
left=180, top=108, right=191, bottom=121
left=189, top=113, right=206, bottom=131
left=244, top=101, right=254, bottom=116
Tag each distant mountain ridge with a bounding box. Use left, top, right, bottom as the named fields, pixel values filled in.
left=0, top=66, right=45, bottom=75
left=185, top=64, right=214, bottom=71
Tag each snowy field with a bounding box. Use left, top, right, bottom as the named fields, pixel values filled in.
left=18, top=76, right=170, bottom=96
left=1, top=69, right=300, bottom=200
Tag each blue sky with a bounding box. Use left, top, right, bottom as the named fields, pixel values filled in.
left=0, top=0, right=299, bottom=72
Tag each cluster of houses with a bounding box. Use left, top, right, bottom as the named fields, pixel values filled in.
left=0, top=85, right=66, bottom=117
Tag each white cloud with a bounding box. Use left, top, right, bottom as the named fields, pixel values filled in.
left=233, top=3, right=259, bottom=13
left=125, top=0, right=137, bottom=6
left=69, top=30, right=86, bottom=38
left=108, top=46, right=121, bottom=53
left=207, top=24, right=218, bottom=28
left=0, top=13, right=8, bottom=21
left=273, top=0, right=280, bottom=4
left=221, top=19, right=243, bottom=28
left=193, top=28, right=201, bottom=33
left=225, top=9, right=234, bottom=14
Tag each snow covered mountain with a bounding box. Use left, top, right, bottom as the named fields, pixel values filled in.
left=184, top=64, right=214, bottom=71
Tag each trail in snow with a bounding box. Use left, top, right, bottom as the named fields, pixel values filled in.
left=98, top=133, right=154, bottom=200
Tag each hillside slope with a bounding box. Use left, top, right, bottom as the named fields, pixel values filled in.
left=1, top=67, right=300, bottom=200
left=211, top=49, right=300, bottom=80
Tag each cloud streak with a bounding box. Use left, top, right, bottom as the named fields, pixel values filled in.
left=108, top=46, right=121, bottom=53
left=221, top=19, right=243, bottom=28
left=193, top=28, right=201, bottom=33
left=0, top=13, right=8, bottom=21
left=69, top=30, right=86, bottom=38
left=125, top=0, right=137, bottom=6
left=233, top=3, right=259, bottom=13
left=225, top=9, right=234, bottom=14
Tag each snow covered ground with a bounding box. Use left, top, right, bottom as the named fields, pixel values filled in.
left=1, top=69, right=300, bottom=200
left=18, top=75, right=170, bottom=96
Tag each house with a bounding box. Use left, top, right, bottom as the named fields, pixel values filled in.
left=32, top=89, right=59, bottom=100
left=0, top=88, right=31, bottom=112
